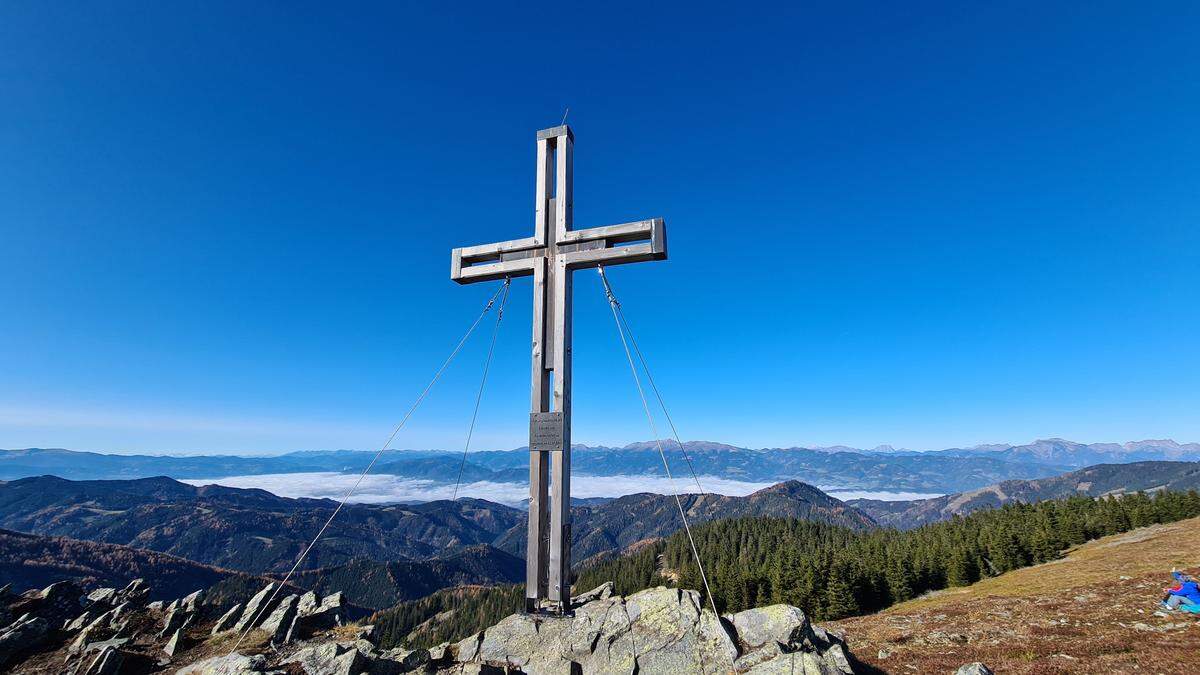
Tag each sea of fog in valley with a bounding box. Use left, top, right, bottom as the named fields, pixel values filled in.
left=179, top=472, right=942, bottom=506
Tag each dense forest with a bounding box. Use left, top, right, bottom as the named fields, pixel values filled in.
left=372, top=585, right=524, bottom=649
left=372, top=489, right=1200, bottom=649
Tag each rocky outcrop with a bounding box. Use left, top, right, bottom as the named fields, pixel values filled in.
left=211, top=603, right=242, bottom=635
left=230, top=583, right=279, bottom=634
left=444, top=585, right=854, bottom=675
left=176, top=652, right=269, bottom=674
left=1, top=575, right=857, bottom=674
left=0, top=576, right=254, bottom=672
left=258, top=593, right=299, bottom=643
left=299, top=590, right=346, bottom=630
left=0, top=613, right=50, bottom=666
left=207, top=586, right=346, bottom=646
left=82, top=644, right=125, bottom=675
left=178, top=583, right=856, bottom=674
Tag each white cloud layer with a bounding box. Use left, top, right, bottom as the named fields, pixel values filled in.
left=180, top=472, right=939, bottom=506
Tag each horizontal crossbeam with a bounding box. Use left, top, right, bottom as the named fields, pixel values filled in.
left=451, top=218, right=666, bottom=285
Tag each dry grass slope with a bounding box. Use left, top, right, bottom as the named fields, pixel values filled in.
left=834, top=516, right=1200, bottom=674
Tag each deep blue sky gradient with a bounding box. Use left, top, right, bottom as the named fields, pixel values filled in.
left=2, top=2, right=1198, bottom=454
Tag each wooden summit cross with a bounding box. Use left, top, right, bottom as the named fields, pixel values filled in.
left=451, top=125, right=667, bottom=613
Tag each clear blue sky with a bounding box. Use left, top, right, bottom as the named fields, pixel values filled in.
left=2, top=2, right=1197, bottom=455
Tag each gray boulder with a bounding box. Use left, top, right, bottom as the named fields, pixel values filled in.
left=729, top=604, right=810, bottom=650
left=744, top=645, right=853, bottom=674
left=955, top=664, right=994, bottom=675
left=79, top=637, right=130, bottom=656
left=180, top=589, right=205, bottom=613
left=71, top=607, right=119, bottom=653
left=164, top=627, right=185, bottom=657
left=571, top=581, right=614, bottom=605
left=82, top=645, right=125, bottom=675
left=160, top=604, right=192, bottom=639
left=460, top=585, right=735, bottom=674
left=87, top=588, right=118, bottom=606
left=727, top=604, right=850, bottom=671
left=176, top=652, right=269, bottom=675
left=259, top=594, right=300, bottom=644
left=377, top=646, right=432, bottom=673
left=65, top=609, right=96, bottom=633
left=441, top=585, right=856, bottom=675
left=0, top=613, right=50, bottom=667
left=297, top=591, right=320, bottom=616
left=296, top=591, right=346, bottom=632
left=211, top=603, right=243, bottom=635
left=27, top=580, right=84, bottom=624
left=232, top=584, right=279, bottom=633
left=119, top=578, right=149, bottom=603
left=284, top=642, right=369, bottom=675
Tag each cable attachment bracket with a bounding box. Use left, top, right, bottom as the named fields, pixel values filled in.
left=498, top=277, right=511, bottom=319
left=597, top=266, right=620, bottom=308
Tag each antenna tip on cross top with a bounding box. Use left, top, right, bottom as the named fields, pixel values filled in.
left=536, top=124, right=574, bottom=141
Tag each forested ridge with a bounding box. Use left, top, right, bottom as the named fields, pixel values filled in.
left=373, top=488, right=1200, bottom=649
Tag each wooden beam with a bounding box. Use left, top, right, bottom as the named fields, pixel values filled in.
left=562, top=242, right=666, bottom=270
left=455, top=236, right=543, bottom=260
left=558, top=218, right=660, bottom=245
left=451, top=256, right=538, bottom=284
left=547, top=253, right=572, bottom=609
left=526, top=257, right=550, bottom=609
left=536, top=125, right=574, bottom=141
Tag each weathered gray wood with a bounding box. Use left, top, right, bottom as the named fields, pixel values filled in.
left=559, top=218, right=658, bottom=244
left=451, top=124, right=666, bottom=614
left=456, top=235, right=543, bottom=259
left=536, top=125, right=574, bottom=141
left=526, top=147, right=552, bottom=610
left=451, top=256, right=537, bottom=283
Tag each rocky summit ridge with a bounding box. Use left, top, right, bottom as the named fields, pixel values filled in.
left=0, top=576, right=859, bottom=674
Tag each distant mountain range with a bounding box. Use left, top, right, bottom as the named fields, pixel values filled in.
left=924, top=438, right=1200, bottom=468
left=849, top=460, right=1200, bottom=529
left=8, top=438, right=1195, bottom=493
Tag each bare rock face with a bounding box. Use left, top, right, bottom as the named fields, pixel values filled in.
left=0, top=613, right=50, bottom=667
left=172, top=583, right=857, bottom=675
left=81, top=644, right=125, bottom=675
left=443, top=585, right=855, bottom=675
left=176, top=652, right=269, bottom=675
left=180, top=589, right=205, bottom=613
left=10, top=581, right=85, bottom=626
left=211, top=602, right=242, bottom=635
left=728, top=604, right=852, bottom=673
left=1, top=574, right=856, bottom=675
left=283, top=642, right=369, bottom=675
left=231, top=583, right=279, bottom=634
left=297, top=590, right=346, bottom=632
left=164, top=627, right=185, bottom=657
left=258, top=593, right=299, bottom=644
